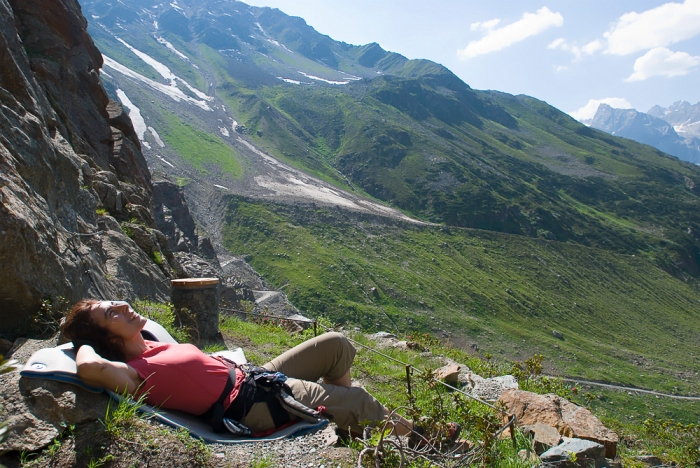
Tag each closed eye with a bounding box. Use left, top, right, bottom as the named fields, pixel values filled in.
left=104, top=308, right=116, bottom=320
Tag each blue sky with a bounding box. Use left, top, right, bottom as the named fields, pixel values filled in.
left=242, top=0, right=700, bottom=120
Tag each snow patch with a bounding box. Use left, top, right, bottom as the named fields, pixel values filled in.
left=154, top=21, right=158, bottom=29
left=116, top=37, right=176, bottom=81
left=297, top=71, right=349, bottom=85
left=675, top=121, right=700, bottom=136
left=219, top=127, right=230, bottom=137
left=213, top=184, right=230, bottom=190
left=278, top=77, right=303, bottom=85
left=158, top=156, right=175, bottom=168
left=170, top=1, right=182, bottom=11
left=115, top=37, right=210, bottom=101
left=103, top=55, right=212, bottom=111
left=115, top=89, right=147, bottom=140
left=338, top=71, right=362, bottom=81
left=156, top=36, right=189, bottom=61
left=148, top=127, right=165, bottom=147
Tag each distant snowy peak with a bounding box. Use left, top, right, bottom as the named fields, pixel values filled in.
left=589, top=104, right=700, bottom=165
left=648, top=100, right=700, bottom=138
left=591, top=104, right=676, bottom=138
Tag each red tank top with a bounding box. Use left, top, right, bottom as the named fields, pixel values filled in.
left=127, top=341, right=244, bottom=415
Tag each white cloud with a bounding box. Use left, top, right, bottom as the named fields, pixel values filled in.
left=554, top=65, right=568, bottom=72
left=458, top=7, right=563, bottom=59
left=604, top=0, right=700, bottom=56
left=548, top=38, right=565, bottom=49
left=548, top=38, right=604, bottom=59
left=471, top=18, right=500, bottom=32
left=569, top=98, right=634, bottom=121
left=626, top=47, right=700, bottom=81
left=582, top=40, right=604, bottom=55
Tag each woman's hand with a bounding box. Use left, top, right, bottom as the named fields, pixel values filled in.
left=76, top=344, right=143, bottom=394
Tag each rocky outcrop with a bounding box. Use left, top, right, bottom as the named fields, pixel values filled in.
left=153, top=179, right=198, bottom=253
left=0, top=338, right=110, bottom=452
left=0, top=0, right=178, bottom=336
left=498, top=389, right=619, bottom=458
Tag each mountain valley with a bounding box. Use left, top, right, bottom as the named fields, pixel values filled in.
left=67, top=0, right=700, bottom=404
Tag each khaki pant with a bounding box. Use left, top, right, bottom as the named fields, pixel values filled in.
left=240, top=332, right=387, bottom=433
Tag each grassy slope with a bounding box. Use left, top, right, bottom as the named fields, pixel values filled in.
left=158, top=111, right=243, bottom=179
left=219, top=315, right=698, bottom=465
left=223, top=198, right=700, bottom=397
left=220, top=75, right=700, bottom=274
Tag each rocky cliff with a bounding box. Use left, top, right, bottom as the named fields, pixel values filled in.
left=0, top=0, right=192, bottom=337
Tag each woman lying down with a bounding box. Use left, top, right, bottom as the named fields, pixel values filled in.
left=62, top=300, right=459, bottom=441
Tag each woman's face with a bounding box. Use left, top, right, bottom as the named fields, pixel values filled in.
left=90, top=301, right=147, bottom=340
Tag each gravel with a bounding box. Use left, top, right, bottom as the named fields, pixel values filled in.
left=207, top=424, right=356, bottom=467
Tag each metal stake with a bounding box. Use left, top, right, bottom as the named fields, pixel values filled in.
left=405, top=365, right=412, bottom=397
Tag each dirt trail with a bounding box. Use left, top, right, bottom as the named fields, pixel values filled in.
left=557, top=377, right=700, bottom=401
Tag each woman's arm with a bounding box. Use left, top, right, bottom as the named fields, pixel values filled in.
left=76, top=345, right=143, bottom=394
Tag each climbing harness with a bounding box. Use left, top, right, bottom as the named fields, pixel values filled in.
left=204, top=362, right=328, bottom=436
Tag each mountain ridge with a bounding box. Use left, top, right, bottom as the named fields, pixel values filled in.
left=589, top=103, right=700, bottom=165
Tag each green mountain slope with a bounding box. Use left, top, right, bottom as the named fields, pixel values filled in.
left=222, top=197, right=700, bottom=396
left=223, top=76, right=700, bottom=277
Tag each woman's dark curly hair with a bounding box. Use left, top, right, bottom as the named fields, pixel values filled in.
left=61, top=299, right=127, bottom=362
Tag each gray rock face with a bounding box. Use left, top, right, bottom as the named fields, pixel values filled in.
left=648, top=100, right=700, bottom=138
left=590, top=104, right=700, bottom=164
left=539, top=438, right=608, bottom=468
left=153, top=180, right=198, bottom=252
left=0, top=338, right=110, bottom=452
left=0, top=0, right=175, bottom=336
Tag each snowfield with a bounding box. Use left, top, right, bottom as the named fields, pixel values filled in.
left=278, top=77, right=304, bottom=85
left=148, top=127, right=165, bottom=147
left=297, top=71, right=349, bottom=85
left=156, top=36, right=190, bottom=61
left=115, top=89, right=147, bottom=140
left=102, top=56, right=212, bottom=111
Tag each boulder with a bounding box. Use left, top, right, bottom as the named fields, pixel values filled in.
left=522, top=421, right=562, bottom=454
left=539, top=438, right=608, bottom=467
left=0, top=372, right=109, bottom=452
left=198, top=237, right=219, bottom=263
left=1, top=338, right=109, bottom=452
left=498, top=389, right=618, bottom=458
left=434, top=364, right=461, bottom=386
left=469, top=374, right=518, bottom=401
